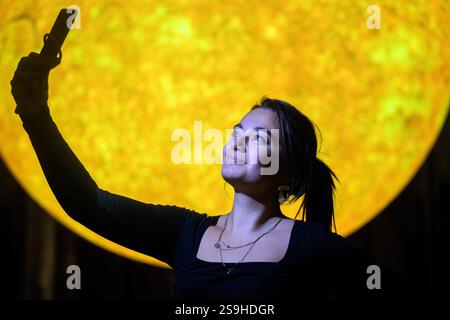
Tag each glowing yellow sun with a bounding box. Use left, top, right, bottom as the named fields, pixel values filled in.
left=1, top=1, right=449, bottom=269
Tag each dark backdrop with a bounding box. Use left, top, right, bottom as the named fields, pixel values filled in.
left=1, top=109, right=449, bottom=300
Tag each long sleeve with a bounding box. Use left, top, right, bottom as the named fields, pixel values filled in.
left=19, top=104, right=198, bottom=267
left=310, top=224, right=410, bottom=299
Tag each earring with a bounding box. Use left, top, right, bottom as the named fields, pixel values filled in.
left=278, top=185, right=290, bottom=204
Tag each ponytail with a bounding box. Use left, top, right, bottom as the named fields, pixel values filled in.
left=297, top=158, right=339, bottom=232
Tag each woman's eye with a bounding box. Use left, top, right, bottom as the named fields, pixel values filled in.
left=248, top=134, right=263, bottom=144
left=232, top=130, right=239, bottom=138
left=256, top=134, right=266, bottom=143
left=231, top=130, right=267, bottom=143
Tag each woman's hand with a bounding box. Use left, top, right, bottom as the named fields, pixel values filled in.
left=10, top=52, right=60, bottom=116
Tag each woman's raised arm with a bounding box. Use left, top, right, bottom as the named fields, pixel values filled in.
left=10, top=52, right=199, bottom=267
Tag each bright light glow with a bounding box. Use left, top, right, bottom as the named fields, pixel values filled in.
left=0, top=1, right=449, bottom=269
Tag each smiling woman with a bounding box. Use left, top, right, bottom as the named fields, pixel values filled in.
left=6, top=0, right=449, bottom=301
left=9, top=48, right=407, bottom=299
left=1, top=1, right=449, bottom=271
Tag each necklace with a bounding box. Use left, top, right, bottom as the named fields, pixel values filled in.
left=213, top=214, right=283, bottom=275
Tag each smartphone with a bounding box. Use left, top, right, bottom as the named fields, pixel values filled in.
left=40, top=8, right=78, bottom=59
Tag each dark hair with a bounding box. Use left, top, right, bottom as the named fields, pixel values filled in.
left=251, top=96, right=340, bottom=232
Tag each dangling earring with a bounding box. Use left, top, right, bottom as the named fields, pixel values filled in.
left=278, top=185, right=290, bottom=204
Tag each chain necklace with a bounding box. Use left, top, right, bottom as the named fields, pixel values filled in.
left=213, top=214, right=283, bottom=275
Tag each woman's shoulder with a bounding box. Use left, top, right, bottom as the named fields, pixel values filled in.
left=294, top=219, right=327, bottom=240
left=142, top=202, right=212, bottom=230
left=166, top=204, right=211, bottom=221
left=170, top=206, right=225, bottom=229
left=294, top=219, right=353, bottom=251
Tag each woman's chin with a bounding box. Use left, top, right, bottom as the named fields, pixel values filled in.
left=221, top=164, right=245, bottom=179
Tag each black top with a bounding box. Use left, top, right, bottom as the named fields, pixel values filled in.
left=19, top=105, right=406, bottom=301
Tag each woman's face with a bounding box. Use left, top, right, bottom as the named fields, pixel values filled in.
left=221, top=108, right=286, bottom=194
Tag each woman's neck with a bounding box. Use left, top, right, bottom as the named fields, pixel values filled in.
left=226, top=191, right=284, bottom=236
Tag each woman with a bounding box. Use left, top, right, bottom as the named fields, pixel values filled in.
left=10, top=52, right=405, bottom=301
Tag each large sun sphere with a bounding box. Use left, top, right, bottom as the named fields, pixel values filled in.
left=1, top=1, right=449, bottom=268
